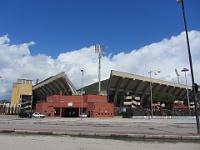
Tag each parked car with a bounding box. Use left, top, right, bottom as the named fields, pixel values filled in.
left=18, top=112, right=32, bottom=118
left=79, top=113, right=87, bottom=118
left=32, top=112, right=45, bottom=118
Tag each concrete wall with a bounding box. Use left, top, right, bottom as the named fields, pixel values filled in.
left=11, top=79, right=33, bottom=105
left=87, top=102, right=114, bottom=118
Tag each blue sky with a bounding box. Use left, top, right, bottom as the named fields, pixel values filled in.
left=0, top=0, right=200, bottom=100
left=1, top=0, right=199, bottom=57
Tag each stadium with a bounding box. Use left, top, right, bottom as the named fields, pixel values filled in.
left=1, top=70, right=199, bottom=118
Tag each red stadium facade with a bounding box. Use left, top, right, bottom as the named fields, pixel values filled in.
left=36, top=91, right=114, bottom=118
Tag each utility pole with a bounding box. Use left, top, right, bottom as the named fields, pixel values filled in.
left=177, top=0, right=200, bottom=133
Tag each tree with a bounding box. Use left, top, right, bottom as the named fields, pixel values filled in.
left=150, top=92, right=176, bottom=108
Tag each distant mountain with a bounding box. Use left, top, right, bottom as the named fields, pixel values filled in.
left=0, top=100, right=10, bottom=104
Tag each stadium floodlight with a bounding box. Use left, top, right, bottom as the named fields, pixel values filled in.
left=175, top=68, right=180, bottom=84
left=95, top=44, right=104, bottom=94
left=176, top=0, right=200, bottom=134
left=148, top=70, right=161, bottom=118
left=95, top=44, right=104, bottom=54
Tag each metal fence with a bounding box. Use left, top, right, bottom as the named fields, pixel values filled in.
left=114, top=107, right=200, bottom=118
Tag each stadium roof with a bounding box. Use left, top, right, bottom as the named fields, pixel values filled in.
left=32, top=70, right=200, bottom=108
left=107, top=70, right=200, bottom=107
left=33, top=72, right=77, bottom=101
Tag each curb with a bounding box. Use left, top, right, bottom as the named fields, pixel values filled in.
left=0, top=129, right=200, bottom=142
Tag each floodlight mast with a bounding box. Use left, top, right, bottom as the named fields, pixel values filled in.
left=95, top=44, right=104, bottom=94
left=81, top=69, right=84, bottom=121
left=175, top=68, right=180, bottom=84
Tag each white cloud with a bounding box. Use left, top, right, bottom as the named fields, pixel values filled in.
left=0, top=31, right=200, bottom=100
left=0, top=35, right=10, bottom=45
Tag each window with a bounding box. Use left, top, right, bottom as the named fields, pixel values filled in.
left=48, top=100, right=53, bottom=103
left=68, top=102, right=73, bottom=106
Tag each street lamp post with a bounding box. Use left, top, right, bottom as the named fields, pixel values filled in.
left=148, top=70, right=161, bottom=118
left=177, top=0, right=200, bottom=134
left=181, top=68, right=191, bottom=115
left=81, top=69, right=84, bottom=121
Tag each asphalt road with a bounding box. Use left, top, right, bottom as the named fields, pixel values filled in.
left=0, top=116, right=198, bottom=136
left=0, top=134, right=200, bottom=150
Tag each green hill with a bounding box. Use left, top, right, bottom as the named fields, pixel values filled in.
left=0, top=100, right=10, bottom=104
left=82, top=79, right=109, bottom=94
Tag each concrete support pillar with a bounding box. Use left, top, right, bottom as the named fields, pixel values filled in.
left=60, top=108, right=62, bottom=117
